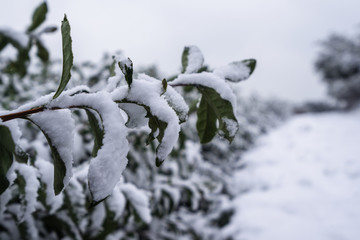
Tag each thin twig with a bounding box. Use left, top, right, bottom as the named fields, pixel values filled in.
left=0, top=107, right=46, bottom=122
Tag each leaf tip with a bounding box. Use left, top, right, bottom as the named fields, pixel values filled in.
left=156, top=158, right=164, bottom=167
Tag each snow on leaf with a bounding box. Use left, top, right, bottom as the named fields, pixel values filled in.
left=0, top=28, right=29, bottom=49
left=17, top=216, right=39, bottom=240
left=171, top=72, right=239, bottom=143
left=29, top=109, right=75, bottom=195
left=137, top=73, right=189, bottom=122
left=213, top=59, right=256, bottom=82
left=182, top=45, right=204, bottom=74
left=163, top=84, right=189, bottom=123
left=64, top=177, right=87, bottom=223
left=15, top=163, right=40, bottom=222
left=171, top=72, right=237, bottom=106
left=56, top=211, right=82, bottom=240
left=112, top=78, right=180, bottom=166
left=48, top=91, right=129, bottom=203
left=118, top=103, right=148, bottom=128
left=89, top=202, right=106, bottom=235
left=120, top=183, right=151, bottom=224
left=107, top=184, right=126, bottom=220
left=117, top=57, right=133, bottom=87
left=35, top=159, right=63, bottom=213
left=198, top=86, right=239, bottom=143
left=86, top=109, right=104, bottom=157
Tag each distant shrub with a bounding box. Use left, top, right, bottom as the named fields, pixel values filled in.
left=315, top=32, right=360, bottom=107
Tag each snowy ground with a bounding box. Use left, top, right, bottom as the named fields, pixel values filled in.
left=223, top=107, right=360, bottom=240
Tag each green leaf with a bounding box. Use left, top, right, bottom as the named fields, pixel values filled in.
left=27, top=2, right=48, bottom=33
left=44, top=135, right=66, bottom=195
left=42, top=26, right=57, bottom=33
left=242, top=59, right=256, bottom=75
left=216, top=59, right=257, bottom=82
left=197, top=86, right=238, bottom=143
left=0, top=125, right=15, bottom=152
left=196, top=96, right=217, bottom=144
left=181, top=45, right=204, bottom=74
left=35, top=38, right=49, bottom=63
left=145, top=110, right=168, bottom=167
left=14, top=145, right=29, bottom=164
left=0, top=126, right=15, bottom=194
left=0, top=31, right=30, bottom=77
left=0, top=32, right=21, bottom=51
left=109, top=57, right=116, bottom=77
left=86, top=109, right=104, bottom=157
left=161, top=78, right=167, bottom=96
left=118, top=58, right=133, bottom=87
left=53, top=15, right=73, bottom=99
left=181, top=46, right=190, bottom=73
left=14, top=164, right=39, bottom=222
left=27, top=120, right=67, bottom=195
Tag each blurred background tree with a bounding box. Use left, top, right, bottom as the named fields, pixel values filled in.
left=315, top=30, right=360, bottom=108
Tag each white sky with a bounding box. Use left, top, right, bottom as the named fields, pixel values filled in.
left=1, top=0, right=360, bottom=103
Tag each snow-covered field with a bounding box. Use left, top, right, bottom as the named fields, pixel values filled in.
left=224, top=107, right=360, bottom=240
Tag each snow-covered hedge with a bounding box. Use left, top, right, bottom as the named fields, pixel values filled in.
left=0, top=3, right=262, bottom=239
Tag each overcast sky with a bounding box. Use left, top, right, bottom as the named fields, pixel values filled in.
left=1, top=0, right=360, bottom=103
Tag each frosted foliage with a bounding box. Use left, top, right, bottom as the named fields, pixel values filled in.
left=163, top=86, right=189, bottom=122
left=90, top=203, right=106, bottom=234
left=107, top=184, right=126, bottom=220
left=120, top=183, right=151, bottom=224
left=0, top=117, right=22, bottom=144
left=137, top=73, right=189, bottom=122
left=57, top=212, right=82, bottom=240
left=66, top=178, right=87, bottom=222
left=185, top=45, right=204, bottom=74
left=35, top=159, right=63, bottom=213
left=115, top=55, right=132, bottom=69
left=106, top=76, right=121, bottom=92
left=15, top=163, right=39, bottom=221
left=171, top=72, right=237, bottom=107
left=0, top=189, right=12, bottom=218
left=30, top=109, right=75, bottom=188
left=222, top=117, right=238, bottom=137
left=48, top=91, right=129, bottom=202
left=0, top=27, right=29, bottom=48
left=159, top=185, right=180, bottom=206
left=213, top=62, right=250, bottom=82
left=112, top=79, right=180, bottom=161
left=23, top=217, right=39, bottom=240
left=172, top=179, right=200, bottom=210
left=119, top=103, right=148, bottom=128
left=105, top=231, right=125, bottom=240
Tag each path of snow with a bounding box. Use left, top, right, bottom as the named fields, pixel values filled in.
left=225, top=108, right=360, bottom=240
